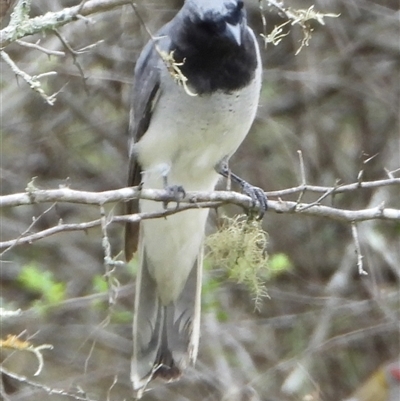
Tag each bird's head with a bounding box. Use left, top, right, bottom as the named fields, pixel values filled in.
left=183, top=0, right=246, bottom=47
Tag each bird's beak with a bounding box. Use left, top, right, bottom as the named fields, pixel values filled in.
left=226, top=22, right=242, bottom=46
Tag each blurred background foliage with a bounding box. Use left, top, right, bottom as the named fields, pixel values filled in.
left=0, top=0, right=399, bottom=400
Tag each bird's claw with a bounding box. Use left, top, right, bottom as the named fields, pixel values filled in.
left=215, top=160, right=267, bottom=219
left=163, top=185, right=186, bottom=209
left=241, top=182, right=268, bottom=220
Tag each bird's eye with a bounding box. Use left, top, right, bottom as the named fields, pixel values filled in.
left=226, top=1, right=244, bottom=25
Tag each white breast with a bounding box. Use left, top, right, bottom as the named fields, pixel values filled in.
left=136, top=45, right=262, bottom=304
left=138, top=66, right=261, bottom=185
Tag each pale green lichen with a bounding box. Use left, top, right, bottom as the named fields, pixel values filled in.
left=206, top=215, right=270, bottom=310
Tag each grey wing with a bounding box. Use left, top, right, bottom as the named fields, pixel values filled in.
left=124, top=37, right=163, bottom=261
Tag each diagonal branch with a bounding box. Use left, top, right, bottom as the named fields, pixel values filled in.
left=0, top=365, right=99, bottom=401
left=0, top=201, right=225, bottom=253
left=0, top=0, right=132, bottom=48
left=0, top=50, right=58, bottom=105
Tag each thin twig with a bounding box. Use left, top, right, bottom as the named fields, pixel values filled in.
left=0, top=203, right=56, bottom=256
left=295, top=150, right=307, bottom=205
left=53, top=29, right=87, bottom=91
left=77, top=0, right=89, bottom=14
left=1, top=199, right=399, bottom=253
left=131, top=2, right=197, bottom=96
left=130, top=2, right=157, bottom=41
left=0, top=201, right=224, bottom=253
left=268, top=178, right=400, bottom=197
left=298, top=150, right=307, bottom=186
left=296, top=184, right=341, bottom=212
left=258, top=0, right=269, bottom=49
left=16, top=39, right=65, bottom=56
left=0, top=308, right=22, bottom=318
left=0, top=335, right=53, bottom=376
left=351, top=222, right=368, bottom=275
left=106, top=375, right=118, bottom=401
left=0, top=366, right=99, bottom=401
left=1, top=0, right=132, bottom=48
left=0, top=50, right=57, bottom=105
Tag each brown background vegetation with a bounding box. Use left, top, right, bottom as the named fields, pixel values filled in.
left=1, top=0, right=399, bottom=400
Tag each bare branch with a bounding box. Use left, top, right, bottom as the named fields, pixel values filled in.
left=295, top=150, right=307, bottom=205
left=2, top=178, right=399, bottom=209
left=267, top=178, right=400, bottom=197
left=107, top=375, right=118, bottom=401
left=296, top=185, right=340, bottom=212
left=0, top=308, right=22, bottom=318
left=351, top=222, right=368, bottom=276
left=131, top=3, right=198, bottom=97
left=0, top=181, right=399, bottom=252
left=0, top=365, right=99, bottom=401
left=0, top=335, right=53, bottom=376
left=0, top=186, right=245, bottom=208
left=0, top=50, right=57, bottom=105
left=0, top=0, right=132, bottom=48
left=16, top=39, right=66, bottom=56
left=0, top=201, right=224, bottom=252
left=0, top=218, right=101, bottom=254
left=271, top=199, right=398, bottom=221
left=0, top=203, right=56, bottom=256
left=53, top=28, right=88, bottom=91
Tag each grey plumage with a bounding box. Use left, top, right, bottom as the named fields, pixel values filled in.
left=125, top=0, right=262, bottom=395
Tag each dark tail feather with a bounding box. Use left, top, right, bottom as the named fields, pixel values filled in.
left=131, top=247, right=202, bottom=397
left=125, top=159, right=142, bottom=261
left=125, top=218, right=139, bottom=261
left=124, top=193, right=140, bottom=261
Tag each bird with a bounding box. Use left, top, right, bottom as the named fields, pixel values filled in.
left=124, top=0, right=266, bottom=395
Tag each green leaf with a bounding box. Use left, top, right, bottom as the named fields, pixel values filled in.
left=268, top=253, right=293, bottom=275
left=17, top=263, right=65, bottom=304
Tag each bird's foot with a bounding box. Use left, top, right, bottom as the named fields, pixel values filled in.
left=240, top=181, right=268, bottom=220
left=163, top=184, right=186, bottom=209
left=216, top=160, right=267, bottom=219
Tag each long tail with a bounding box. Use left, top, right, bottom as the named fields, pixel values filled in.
left=131, top=243, right=202, bottom=397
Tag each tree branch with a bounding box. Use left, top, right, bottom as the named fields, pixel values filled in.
left=0, top=49, right=58, bottom=104
left=2, top=178, right=400, bottom=209
left=351, top=222, right=368, bottom=276
left=15, top=39, right=65, bottom=56
left=0, top=201, right=228, bottom=253
left=1, top=181, right=399, bottom=252
left=267, top=178, right=400, bottom=197
left=0, top=0, right=131, bottom=48
left=0, top=365, right=99, bottom=401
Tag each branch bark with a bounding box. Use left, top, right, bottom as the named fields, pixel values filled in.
left=0, top=0, right=131, bottom=48
left=2, top=178, right=400, bottom=210
left=1, top=181, right=399, bottom=252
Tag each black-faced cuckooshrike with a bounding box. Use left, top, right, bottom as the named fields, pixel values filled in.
left=125, top=0, right=265, bottom=395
